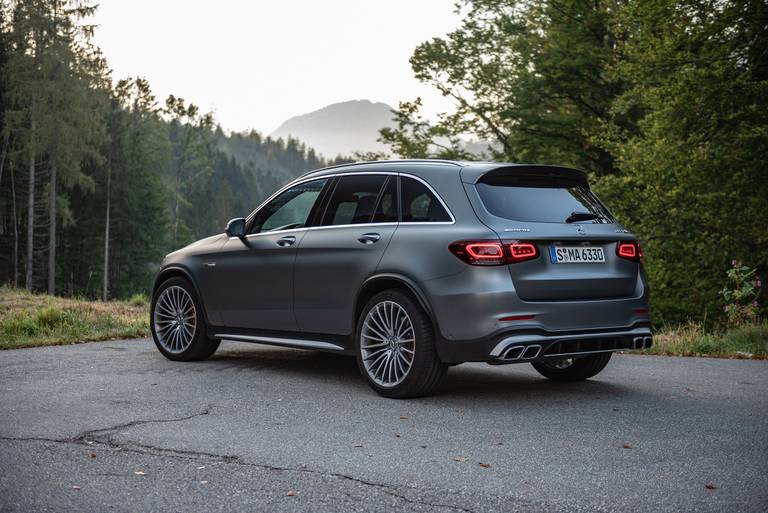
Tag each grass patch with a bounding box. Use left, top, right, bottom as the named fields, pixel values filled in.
left=0, top=286, right=149, bottom=350
left=639, top=321, right=767, bottom=359
left=1, top=285, right=765, bottom=358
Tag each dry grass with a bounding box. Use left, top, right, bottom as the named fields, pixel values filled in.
left=1, top=286, right=765, bottom=358
left=638, top=321, right=767, bottom=359
left=0, top=286, right=149, bottom=350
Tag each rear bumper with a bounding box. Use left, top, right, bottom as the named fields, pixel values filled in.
left=422, top=266, right=649, bottom=341
left=437, top=323, right=652, bottom=364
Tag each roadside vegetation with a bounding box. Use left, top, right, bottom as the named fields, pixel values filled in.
left=0, top=286, right=148, bottom=350
left=1, top=260, right=764, bottom=359
left=379, top=0, right=767, bottom=327
left=639, top=260, right=764, bottom=358
left=641, top=322, right=767, bottom=359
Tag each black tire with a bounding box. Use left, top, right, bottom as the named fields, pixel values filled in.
left=151, top=276, right=220, bottom=361
left=355, top=289, right=447, bottom=398
left=531, top=353, right=612, bottom=381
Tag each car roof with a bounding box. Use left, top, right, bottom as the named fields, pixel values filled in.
left=296, top=159, right=587, bottom=186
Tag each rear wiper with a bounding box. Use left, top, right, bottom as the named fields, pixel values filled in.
left=566, top=211, right=601, bottom=223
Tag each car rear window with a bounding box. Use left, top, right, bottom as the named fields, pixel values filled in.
left=475, top=183, right=614, bottom=224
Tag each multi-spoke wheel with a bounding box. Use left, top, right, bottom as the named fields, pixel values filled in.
left=531, top=352, right=612, bottom=381
left=151, top=277, right=220, bottom=361
left=360, top=301, right=416, bottom=387
left=154, top=285, right=197, bottom=354
left=356, top=290, right=447, bottom=398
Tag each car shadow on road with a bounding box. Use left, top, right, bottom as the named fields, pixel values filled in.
left=438, top=365, right=637, bottom=403
left=206, top=344, right=643, bottom=404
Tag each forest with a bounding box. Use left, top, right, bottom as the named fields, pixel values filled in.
left=380, top=0, right=767, bottom=324
left=0, top=0, right=766, bottom=327
left=0, top=1, right=349, bottom=300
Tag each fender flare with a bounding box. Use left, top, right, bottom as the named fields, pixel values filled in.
left=152, top=265, right=214, bottom=329
left=356, top=273, right=434, bottom=318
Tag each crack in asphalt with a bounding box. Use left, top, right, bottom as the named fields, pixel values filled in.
left=0, top=409, right=477, bottom=513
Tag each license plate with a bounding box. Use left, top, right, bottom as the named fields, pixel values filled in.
left=550, top=246, right=605, bottom=264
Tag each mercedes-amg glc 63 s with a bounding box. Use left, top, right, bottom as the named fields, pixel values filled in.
left=150, top=160, right=652, bottom=397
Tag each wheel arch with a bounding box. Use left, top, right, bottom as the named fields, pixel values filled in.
left=152, top=266, right=214, bottom=329
left=353, top=274, right=434, bottom=333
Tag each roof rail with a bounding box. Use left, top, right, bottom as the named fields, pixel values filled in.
left=296, top=159, right=463, bottom=179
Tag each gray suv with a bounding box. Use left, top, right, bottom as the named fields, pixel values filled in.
left=151, top=160, right=652, bottom=397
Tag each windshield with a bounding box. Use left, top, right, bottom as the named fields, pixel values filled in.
left=475, top=183, right=614, bottom=224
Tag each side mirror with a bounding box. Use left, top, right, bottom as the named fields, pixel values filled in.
left=225, top=217, right=246, bottom=238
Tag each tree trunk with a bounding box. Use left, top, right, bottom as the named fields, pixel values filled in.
left=26, top=131, right=35, bottom=291
left=102, top=159, right=111, bottom=301
left=0, top=134, right=8, bottom=188
left=11, top=162, right=19, bottom=287
left=172, top=164, right=180, bottom=247
left=48, top=162, right=57, bottom=295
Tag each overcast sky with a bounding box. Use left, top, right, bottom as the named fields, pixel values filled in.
left=91, top=0, right=461, bottom=134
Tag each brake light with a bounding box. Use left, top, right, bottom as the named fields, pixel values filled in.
left=509, top=242, right=538, bottom=263
left=449, top=241, right=506, bottom=265
left=617, top=241, right=642, bottom=262
left=449, top=240, right=539, bottom=265
left=466, top=242, right=504, bottom=260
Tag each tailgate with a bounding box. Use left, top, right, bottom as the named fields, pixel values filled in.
left=461, top=164, right=640, bottom=301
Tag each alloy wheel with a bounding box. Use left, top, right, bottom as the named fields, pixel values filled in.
left=360, top=301, right=415, bottom=387
left=153, top=285, right=197, bottom=354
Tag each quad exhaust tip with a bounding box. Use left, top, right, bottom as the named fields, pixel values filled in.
left=502, top=344, right=542, bottom=361
left=632, top=336, right=653, bottom=350
left=501, top=337, right=651, bottom=361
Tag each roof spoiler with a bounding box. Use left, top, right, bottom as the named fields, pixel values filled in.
left=460, top=164, right=588, bottom=188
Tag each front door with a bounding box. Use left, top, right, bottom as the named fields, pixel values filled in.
left=210, top=178, right=329, bottom=331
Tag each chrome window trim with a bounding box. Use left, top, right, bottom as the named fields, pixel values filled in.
left=244, top=170, right=456, bottom=230
left=239, top=226, right=309, bottom=240
left=307, top=222, right=399, bottom=232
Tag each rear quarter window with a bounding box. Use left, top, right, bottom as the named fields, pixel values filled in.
left=401, top=176, right=452, bottom=223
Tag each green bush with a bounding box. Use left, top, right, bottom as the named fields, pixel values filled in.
left=128, top=294, right=149, bottom=307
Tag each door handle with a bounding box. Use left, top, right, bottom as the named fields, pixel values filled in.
left=276, top=235, right=296, bottom=247
left=357, top=233, right=381, bottom=245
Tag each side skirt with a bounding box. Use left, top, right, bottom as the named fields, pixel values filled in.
left=209, top=327, right=353, bottom=355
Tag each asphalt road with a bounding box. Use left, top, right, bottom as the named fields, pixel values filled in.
left=1, top=339, right=766, bottom=513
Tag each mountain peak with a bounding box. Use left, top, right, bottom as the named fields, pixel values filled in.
left=270, top=100, right=396, bottom=157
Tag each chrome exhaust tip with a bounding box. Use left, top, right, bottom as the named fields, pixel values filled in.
left=503, top=346, right=525, bottom=360
left=632, top=337, right=644, bottom=350
left=643, top=336, right=653, bottom=349
left=522, top=344, right=542, bottom=359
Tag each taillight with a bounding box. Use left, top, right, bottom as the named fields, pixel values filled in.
left=509, top=242, right=538, bottom=263
left=449, top=241, right=506, bottom=265
left=616, top=241, right=643, bottom=262
left=449, top=240, right=539, bottom=266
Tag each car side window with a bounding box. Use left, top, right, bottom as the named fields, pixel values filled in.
left=400, top=176, right=451, bottom=223
left=371, top=176, right=398, bottom=223
left=320, top=175, right=388, bottom=226
left=249, top=179, right=327, bottom=234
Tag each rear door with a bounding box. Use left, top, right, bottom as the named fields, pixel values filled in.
left=464, top=167, right=639, bottom=300
left=293, top=174, right=398, bottom=334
